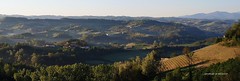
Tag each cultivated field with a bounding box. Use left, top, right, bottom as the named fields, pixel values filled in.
left=160, top=43, right=240, bottom=71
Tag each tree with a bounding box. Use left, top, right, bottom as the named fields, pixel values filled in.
left=114, top=56, right=144, bottom=81
left=215, top=38, right=223, bottom=43
left=4, top=64, right=13, bottom=76
left=141, top=50, right=158, bottom=78
left=14, top=49, right=24, bottom=63
left=225, top=21, right=240, bottom=40
left=14, top=69, right=31, bottom=81
left=164, top=68, right=182, bottom=81
left=30, top=72, right=39, bottom=81
left=31, top=53, right=39, bottom=65
left=165, top=72, right=173, bottom=81
left=223, top=21, right=240, bottom=46
left=92, top=64, right=115, bottom=81
left=182, top=47, right=193, bottom=81
left=186, top=52, right=194, bottom=81
left=182, top=47, right=190, bottom=55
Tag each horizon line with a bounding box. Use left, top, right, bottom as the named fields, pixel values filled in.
left=1, top=11, right=240, bottom=18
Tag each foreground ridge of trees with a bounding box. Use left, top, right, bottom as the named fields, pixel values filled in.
left=0, top=50, right=161, bottom=81
left=0, top=41, right=240, bottom=81
left=1, top=51, right=240, bottom=81
left=0, top=40, right=129, bottom=65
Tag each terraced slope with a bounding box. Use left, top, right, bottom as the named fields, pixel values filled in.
left=160, top=43, right=240, bottom=71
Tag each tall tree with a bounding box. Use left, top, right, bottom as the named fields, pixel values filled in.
left=141, top=50, right=158, bottom=78
left=14, top=49, right=24, bottom=63
left=31, top=53, right=39, bottom=65
left=182, top=47, right=190, bottom=55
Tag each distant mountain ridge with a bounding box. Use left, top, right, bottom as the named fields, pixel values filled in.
left=0, top=17, right=219, bottom=44
left=0, top=12, right=237, bottom=39
left=0, top=14, right=152, bottom=20
left=180, top=11, right=240, bottom=20
left=1, top=11, right=240, bottom=20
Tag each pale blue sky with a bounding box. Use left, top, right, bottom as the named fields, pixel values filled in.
left=0, top=0, right=239, bottom=17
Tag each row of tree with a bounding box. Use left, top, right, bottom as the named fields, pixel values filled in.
left=0, top=50, right=160, bottom=81
left=0, top=42, right=128, bottom=65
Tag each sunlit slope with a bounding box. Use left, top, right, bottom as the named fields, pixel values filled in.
left=160, top=43, right=240, bottom=71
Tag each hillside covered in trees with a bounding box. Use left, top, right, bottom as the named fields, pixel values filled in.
left=0, top=17, right=222, bottom=45
left=0, top=21, right=239, bottom=81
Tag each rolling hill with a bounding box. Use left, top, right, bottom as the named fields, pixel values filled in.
left=0, top=17, right=219, bottom=45
left=156, top=17, right=235, bottom=35
left=1, top=14, right=236, bottom=36
left=160, top=43, right=240, bottom=71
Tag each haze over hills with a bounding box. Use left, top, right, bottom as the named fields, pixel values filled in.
left=0, top=11, right=237, bottom=37
left=0, top=17, right=220, bottom=45
left=0, top=10, right=240, bottom=81
left=1, top=0, right=240, bottom=80
left=180, top=11, right=240, bottom=20
left=1, top=11, right=240, bottom=20
left=0, top=11, right=238, bottom=45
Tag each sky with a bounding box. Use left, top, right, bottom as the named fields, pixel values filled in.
left=0, top=0, right=240, bottom=17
